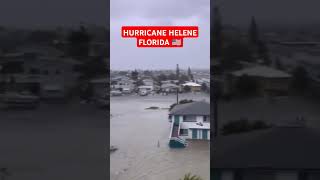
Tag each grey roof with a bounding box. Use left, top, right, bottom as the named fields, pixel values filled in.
left=212, top=127, right=320, bottom=170
left=170, top=101, right=210, bottom=116
left=231, top=65, right=292, bottom=78
left=161, top=83, right=178, bottom=89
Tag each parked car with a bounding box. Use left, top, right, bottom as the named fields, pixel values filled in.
left=139, top=90, right=148, bottom=96
left=110, top=90, right=123, bottom=96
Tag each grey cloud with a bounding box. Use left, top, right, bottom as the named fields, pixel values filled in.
left=111, top=0, right=209, bottom=19
left=217, top=0, right=320, bottom=26
left=111, top=0, right=210, bottom=70
left=0, top=0, right=108, bottom=28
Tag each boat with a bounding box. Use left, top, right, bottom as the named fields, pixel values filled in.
left=110, top=146, right=118, bottom=152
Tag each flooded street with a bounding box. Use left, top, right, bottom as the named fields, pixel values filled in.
left=110, top=93, right=210, bottom=180
left=0, top=101, right=107, bottom=180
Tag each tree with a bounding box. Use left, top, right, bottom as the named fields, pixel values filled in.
left=183, top=85, right=191, bottom=92
left=249, top=16, right=259, bottom=46
left=67, top=25, right=92, bottom=57
left=291, top=66, right=309, bottom=93
left=212, top=6, right=223, bottom=58
left=179, top=74, right=190, bottom=84
left=201, top=83, right=208, bottom=91
left=143, top=70, right=152, bottom=76
left=168, top=73, right=177, bottom=80
left=131, top=70, right=139, bottom=80
left=135, top=79, right=144, bottom=86
left=201, top=83, right=208, bottom=92
left=180, top=173, right=202, bottom=180
left=188, top=67, right=193, bottom=80
left=222, top=41, right=252, bottom=70
left=222, top=119, right=271, bottom=135
left=157, top=74, right=168, bottom=81
left=27, top=30, right=58, bottom=43
left=176, top=64, right=180, bottom=79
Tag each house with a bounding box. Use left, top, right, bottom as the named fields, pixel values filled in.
left=161, top=83, right=179, bottom=93
left=161, top=80, right=179, bottom=84
left=142, top=78, right=160, bottom=92
left=212, top=124, right=320, bottom=180
left=111, top=77, right=134, bottom=93
left=142, top=79, right=154, bottom=86
left=0, top=45, right=82, bottom=99
left=182, top=82, right=202, bottom=92
left=168, top=101, right=210, bottom=148
left=229, top=65, right=292, bottom=96
left=138, top=85, right=153, bottom=93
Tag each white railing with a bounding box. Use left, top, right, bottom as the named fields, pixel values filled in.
left=169, top=120, right=174, bottom=139
left=170, top=137, right=187, bottom=146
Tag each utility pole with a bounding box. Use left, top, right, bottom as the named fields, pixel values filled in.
left=213, top=80, right=218, bottom=137
left=176, top=88, right=179, bottom=104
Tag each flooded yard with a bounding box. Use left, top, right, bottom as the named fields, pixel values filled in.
left=0, top=101, right=107, bottom=180
left=110, top=93, right=210, bottom=180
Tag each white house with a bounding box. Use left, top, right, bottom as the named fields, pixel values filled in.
left=181, top=82, right=202, bottom=92
left=111, top=77, right=135, bottom=93
left=168, top=101, right=210, bottom=148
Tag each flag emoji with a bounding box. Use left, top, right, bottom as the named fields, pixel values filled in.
left=172, top=39, right=182, bottom=46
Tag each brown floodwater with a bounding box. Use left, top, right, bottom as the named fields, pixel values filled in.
left=110, top=93, right=210, bottom=180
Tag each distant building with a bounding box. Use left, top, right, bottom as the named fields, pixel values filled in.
left=138, top=85, right=154, bottom=92
left=0, top=46, right=82, bottom=99
left=111, top=76, right=135, bottom=92
left=161, top=83, right=179, bottom=93
left=161, top=80, right=179, bottom=85
left=230, top=66, right=292, bottom=96
left=182, top=82, right=202, bottom=92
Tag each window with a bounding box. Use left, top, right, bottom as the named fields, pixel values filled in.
left=179, top=129, right=188, bottom=136
left=183, top=115, right=197, bottom=122
left=203, top=116, right=210, bottom=122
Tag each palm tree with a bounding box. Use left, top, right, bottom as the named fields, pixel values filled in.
left=180, top=173, right=203, bottom=180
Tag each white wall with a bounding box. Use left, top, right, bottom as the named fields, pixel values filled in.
left=171, top=115, right=210, bottom=140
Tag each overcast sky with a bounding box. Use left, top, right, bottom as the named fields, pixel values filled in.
left=0, top=0, right=108, bottom=28
left=110, top=0, right=210, bottom=70
left=217, top=0, right=320, bottom=27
